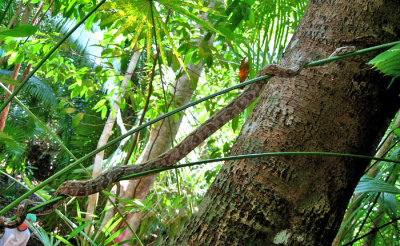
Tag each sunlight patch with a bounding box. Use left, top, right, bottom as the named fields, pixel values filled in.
left=273, top=229, right=291, bottom=245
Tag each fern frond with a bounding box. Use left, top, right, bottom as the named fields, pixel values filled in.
left=0, top=130, right=26, bottom=156
left=24, top=77, right=58, bottom=108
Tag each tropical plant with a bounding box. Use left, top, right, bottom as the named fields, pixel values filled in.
left=0, top=0, right=400, bottom=245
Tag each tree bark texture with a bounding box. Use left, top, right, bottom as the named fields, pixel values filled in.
left=165, top=1, right=400, bottom=245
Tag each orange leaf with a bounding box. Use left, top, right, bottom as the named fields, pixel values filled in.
left=238, top=57, right=250, bottom=82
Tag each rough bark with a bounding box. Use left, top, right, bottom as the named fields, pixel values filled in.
left=164, top=1, right=400, bottom=245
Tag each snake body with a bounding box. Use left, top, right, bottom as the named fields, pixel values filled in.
left=54, top=81, right=266, bottom=197
left=0, top=60, right=309, bottom=228
left=0, top=200, right=31, bottom=229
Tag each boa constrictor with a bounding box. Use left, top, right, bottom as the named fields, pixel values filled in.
left=0, top=47, right=355, bottom=230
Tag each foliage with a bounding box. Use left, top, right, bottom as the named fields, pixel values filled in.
left=0, top=25, right=38, bottom=40
left=327, top=41, right=400, bottom=246
left=335, top=120, right=400, bottom=245
left=368, top=43, right=400, bottom=89
left=1, top=0, right=399, bottom=245
left=369, top=43, right=400, bottom=78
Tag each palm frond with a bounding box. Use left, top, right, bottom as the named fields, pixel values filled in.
left=0, top=69, right=57, bottom=108
left=0, top=131, right=25, bottom=156
left=369, top=43, right=400, bottom=78
left=355, top=176, right=400, bottom=194
left=24, top=77, right=58, bottom=108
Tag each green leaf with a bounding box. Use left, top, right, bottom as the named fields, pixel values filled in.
left=132, top=199, right=145, bottom=207
left=75, top=200, right=81, bottom=219
left=14, top=52, right=25, bottom=64
left=84, top=12, right=97, bottom=31
left=161, top=1, right=221, bottom=35
left=177, top=1, right=224, bottom=16
left=8, top=52, right=17, bottom=65
left=173, top=112, right=180, bottom=123
left=70, top=87, right=80, bottom=98
left=50, top=233, right=74, bottom=246
left=0, top=132, right=12, bottom=140
left=62, top=108, right=76, bottom=115
left=128, top=18, right=145, bottom=50
left=368, top=43, right=400, bottom=77
left=0, top=75, right=19, bottom=86
left=0, top=25, right=38, bottom=39
left=93, top=99, right=106, bottom=110
left=104, top=227, right=125, bottom=245
left=71, top=113, right=84, bottom=128
left=378, top=193, right=398, bottom=218
left=223, top=142, right=231, bottom=155
left=232, top=114, right=239, bottom=132
left=393, top=128, right=400, bottom=137
left=101, top=48, right=112, bottom=57
left=355, top=176, right=400, bottom=194
left=215, top=23, right=235, bottom=41
left=101, top=106, right=107, bottom=119
left=67, top=221, right=91, bottom=240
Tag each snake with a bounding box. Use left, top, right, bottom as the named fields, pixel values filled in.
left=1, top=47, right=355, bottom=229
left=0, top=200, right=31, bottom=231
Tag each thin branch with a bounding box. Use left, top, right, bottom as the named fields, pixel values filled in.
left=12, top=151, right=400, bottom=216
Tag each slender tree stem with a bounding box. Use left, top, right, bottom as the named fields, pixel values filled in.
left=118, top=151, right=400, bottom=180
left=10, top=151, right=400, bottom=216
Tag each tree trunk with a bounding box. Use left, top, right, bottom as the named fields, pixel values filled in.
left=114, top=2, right=220, bottom=242
left=115, top=48, right=211, bottom=244
left=0, top=1, right=36, bottom=131
left=85, top=51, right=140, bottom=234
left=164, top=0, right=400, bottom=245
